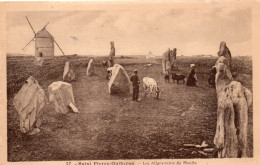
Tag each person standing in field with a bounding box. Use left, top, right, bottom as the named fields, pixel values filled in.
left=218, top=41, right=231, bottom=68
left=186, top=64, right=198, bottom=86
left=130, top=69, right=140, bottom=102
left=109, top=41, right=115, bottom=67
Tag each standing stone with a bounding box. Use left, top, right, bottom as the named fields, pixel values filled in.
left=170, top=48, right=177, bottom=69
left=108, top=64, right=131, bottom=94
left=34, top=57, right=44, bottom=66
left=48, top=81, right=77, bottom=114
left=162, top=52, right=168, bottom=75
left=214, top=81, right=252, bottom=158
left=165, top=61, right=171, bottom=75
left=214, top=61, right=252, bottom=158
left=86, top=59, right=95, bottom=76
left=63, top=61, right=76, bottom=82
left=13, top=76, right=46, bottom=134
left=162, top=49, right=170, bottom=75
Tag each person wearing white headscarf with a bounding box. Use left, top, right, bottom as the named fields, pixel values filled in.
left=186, top=64, right=198, bottom=86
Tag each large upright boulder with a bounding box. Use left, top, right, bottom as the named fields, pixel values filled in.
left=13, top=76, right=46, bottom=134
left=165, top=61, right=171, bottom=75
left=170, top=49, right=177, bottom=64
left=162, top=50, right=171, bottom=74
left=86, top=59, right=95, bottom=76
left=108, top=64, right=131, bottom=94
left=161, top=51, right=168, bottom=75
left=48, top=81, right=78, bottom=114
left=214, top=62, right=252, bottom=158
left=63, top=61, right=76, bottom=82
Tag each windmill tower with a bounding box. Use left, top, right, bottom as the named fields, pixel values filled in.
left=22, top=17, right=65, bottom=57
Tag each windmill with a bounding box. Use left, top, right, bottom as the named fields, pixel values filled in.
left=22, top=16, right=65, bottom=57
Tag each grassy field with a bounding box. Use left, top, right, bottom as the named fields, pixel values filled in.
left=7, top=55, right=253, bottom=161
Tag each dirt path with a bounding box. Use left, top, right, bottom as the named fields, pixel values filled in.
left=7, top=63, right=252, bottom=161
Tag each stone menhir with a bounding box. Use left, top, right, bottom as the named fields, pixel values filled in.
left=13, top=76, right=46, bottom=135
left=63, top=61, right=76, bottom=82
left=86, top=59, right=95, bottom=76
left=162, top=50, right=171, bottom=75
left=108, top=64, right=131, bottom=94
left=214, top=61, right=252, bottom=158
left=48, top=81, right=78, bottom=114
left=34, top=57, right=44, bottom=66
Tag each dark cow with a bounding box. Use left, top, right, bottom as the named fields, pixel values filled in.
left=164, top=74, right=170, bottom=83
left=208, top=66, right=217, bottom=87
left=172, top=73, right=185, bottom=84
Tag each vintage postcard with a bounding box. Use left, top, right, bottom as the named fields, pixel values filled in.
left=0, top=1, right=259, bottom=165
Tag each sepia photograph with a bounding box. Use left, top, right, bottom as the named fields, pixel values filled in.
left=0, top=1, right=259, bottom=164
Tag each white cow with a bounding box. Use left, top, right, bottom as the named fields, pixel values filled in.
left=106, top=64, right=120, bottom=80
left=143, top=77, right=160, bottom=99
left=106, top=67, right=114, bottom=80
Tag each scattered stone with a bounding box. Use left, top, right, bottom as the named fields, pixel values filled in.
left=144, top=64, right=152, bottom=67
left=195, top=141, right=209, bottom=148
left=183, top=144, right=196, bottom=147
left=198, top=151, right=209, bottom=157
left=191, top=151, right=197, bottom=154
left=48, top=81, right=76, bottom=114
left=179, top=148, right=190, bottom=152
left=68, top=102, right=79, bottom=113
left=13, top=76, right=46, bottom=134
left=201, top=141, right=208, bottom=147
left=204, top=148, right=215, bottom=153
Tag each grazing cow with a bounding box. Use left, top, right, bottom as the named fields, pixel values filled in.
left=143, top=77, right=160, bottom=99
left=172, top=73, right=185, bottom=84
left=208, top=66, right=217, bottom=87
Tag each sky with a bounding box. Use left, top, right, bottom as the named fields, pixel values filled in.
left=6, top=6, right=252, bottom=56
